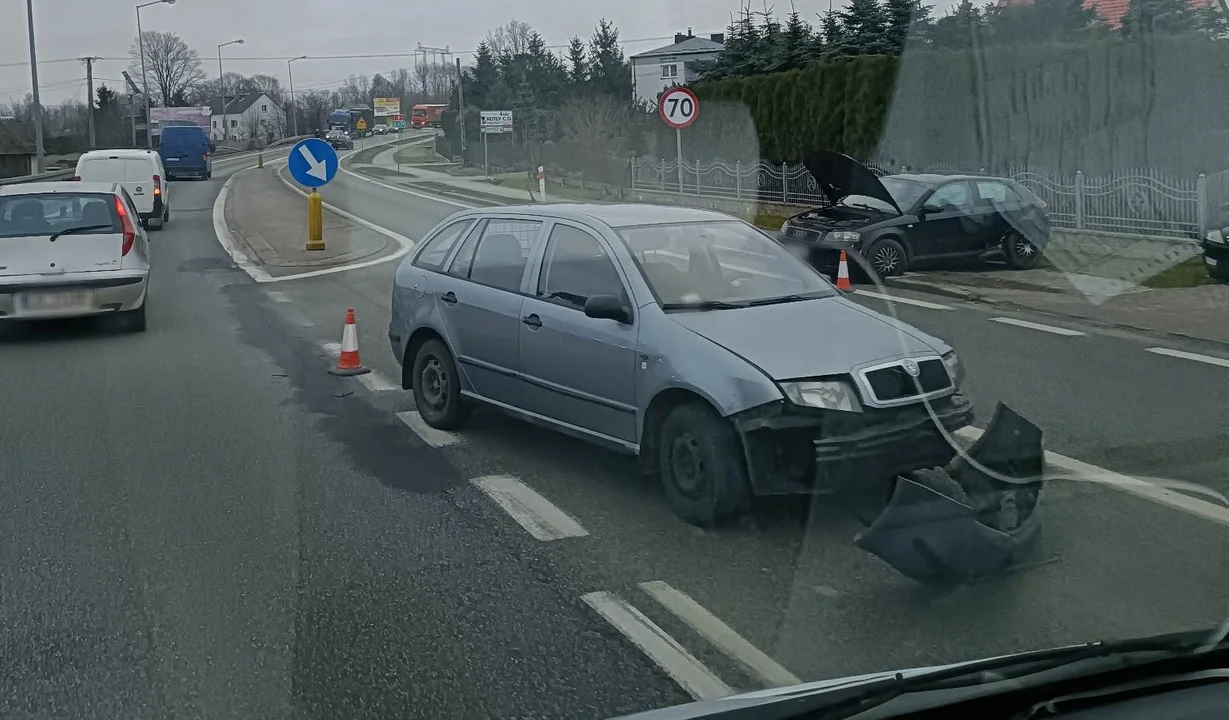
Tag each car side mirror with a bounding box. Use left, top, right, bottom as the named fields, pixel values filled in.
left=584, top=294, right=632, bottom=324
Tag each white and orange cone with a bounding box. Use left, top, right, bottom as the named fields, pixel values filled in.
left=328, top=307, right=372, bottom=377
left=835, top=250, right=853, bottom=291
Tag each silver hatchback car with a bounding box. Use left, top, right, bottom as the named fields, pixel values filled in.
left=0, top=182, right=150, bottom=332
left=389, top=204, right=972, bottom=524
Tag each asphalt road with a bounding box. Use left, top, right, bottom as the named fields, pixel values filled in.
left=3, top=138, right=1227, bottom=719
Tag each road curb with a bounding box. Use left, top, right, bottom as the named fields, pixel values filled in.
left=883, top=276, right=990, bottom=303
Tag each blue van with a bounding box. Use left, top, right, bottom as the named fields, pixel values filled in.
left=157, top=125, right=213, bottom=180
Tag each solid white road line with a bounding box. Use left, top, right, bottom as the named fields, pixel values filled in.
left=854, top=289, right=954, bottom=310
left=321, top=341, right=341, bottom=357
left=953, top=426, right=1229, bottom=527
left=1145, top=347, right=1229, bottom=369
left=639, top=580, right=801, bottom=688
left=211, top=172, right=273, bottom=283
left=582, top=591, right=732, bottom=701
left=358, top=371, right=401, bottom=394
left=394, top=410, right=462, bottom=448
left=989, top=316, right=1086, bottom=336
left=471, top=475, right=589, bottom=541
left=266, top=291, right=292, bottom=303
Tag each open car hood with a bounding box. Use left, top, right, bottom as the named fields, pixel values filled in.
left=802, top=150, right=902, bottom=214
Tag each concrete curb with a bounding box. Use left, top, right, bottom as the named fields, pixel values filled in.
left=883, top=276, right=991, bottom=303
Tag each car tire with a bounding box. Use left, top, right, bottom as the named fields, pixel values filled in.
left=119, top=302, right=147, bottom=333
left=865, top=237, right=908, bottom=279
left=658, top=402, right=752, bottom=526
left=412, top=338, right=471, bottom=430
left=1003, top=231, right=1041, bottom=269
left=148, top=216, right=164, bottom=231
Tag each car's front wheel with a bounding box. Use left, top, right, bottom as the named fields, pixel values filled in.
left=1003, top=231, right=1041, bottom=269
left=865, top=237, right=908, bottom=279
left=658, top=402, right=751, bottom=526
left=412, top=338, right=471, bottom=430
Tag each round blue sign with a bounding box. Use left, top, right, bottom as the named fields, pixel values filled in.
left=287, top=138, right=339, bottom=188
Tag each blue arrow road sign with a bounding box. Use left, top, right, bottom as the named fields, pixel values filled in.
left=287, top=138, right=338, bottom=188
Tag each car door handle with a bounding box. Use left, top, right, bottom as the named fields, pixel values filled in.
left=440, top=291, right=457, bottom=305
left=521, top=313, right=542, bottom=328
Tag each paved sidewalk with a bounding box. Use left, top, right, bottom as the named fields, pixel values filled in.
left=225, top=167, right=394, bottom=277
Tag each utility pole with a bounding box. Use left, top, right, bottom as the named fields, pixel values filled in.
left=455, top=57, right=466, bottom=160
left=25, top=0, right=45, bottom=174
left=80, top=56, right=101, bottom=149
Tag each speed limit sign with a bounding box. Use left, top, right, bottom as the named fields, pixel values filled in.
left=658, top=87, right=699, bottom=129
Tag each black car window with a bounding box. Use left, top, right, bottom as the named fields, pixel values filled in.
left=927, top=182, right=973, bottom=211
left=537, top=224, right=625, bottom=310
left=468, top=219, right=542, bottom=292
left=412, top=220, right=472, bottom=271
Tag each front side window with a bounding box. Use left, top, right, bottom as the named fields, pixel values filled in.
left=537, top=224, right=625, bottom=310
left=927, top=182, right=974, bottom=211
left=412, top=219, right=473, bottom=271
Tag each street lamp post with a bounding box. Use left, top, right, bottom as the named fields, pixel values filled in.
left=217, top=38, right=244, bottom=145
left=24, top=0, right=44, bottom=173
left=136, top=0, right=176, bottom=149
left=287, top=55, right=307, bottom=138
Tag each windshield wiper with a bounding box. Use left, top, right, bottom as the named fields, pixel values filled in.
left=660, top=299, right=748, bottom=311
left=762, top=627, right=1227, bottom=720
left=49, top=224, right=112, bottom=242
left=840, top=202, right=883, bottom=212
left=742, top=293, right=821, bottom=307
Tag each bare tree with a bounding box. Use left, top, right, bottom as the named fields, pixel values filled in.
left=128, top=31, right=206, bottom=107
left=298, top=91, right=336, bottom=133
left=485, top=20, right=535, bottom=57
left=337, top=74, right=371, bottom=106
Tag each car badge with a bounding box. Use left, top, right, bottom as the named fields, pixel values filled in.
left=902, top=359, right=920, bottom=377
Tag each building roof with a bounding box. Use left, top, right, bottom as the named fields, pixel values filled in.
left=0, top=117, right=36, bottom=156
left=631, top=35, right=726, bottom=60
left=208, top=93, right=280, bottom=116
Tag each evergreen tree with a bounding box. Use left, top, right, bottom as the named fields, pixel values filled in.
left=838, top=0, right=893, bottom=55
left=566, top=36, right=588, bottom=84
left=588, top=19, right=633, bottom=99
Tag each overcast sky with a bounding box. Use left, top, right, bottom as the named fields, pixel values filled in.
left=1, top=0, right=959, bottom=107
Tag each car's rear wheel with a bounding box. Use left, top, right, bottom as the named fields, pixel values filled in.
left=866, top=237, right=908, bottom=279
left=412, top=338, right=471, bottom=430
left=658, top=402, right=751, bottom=526
left=1003, top=231, right=1040, bottom=269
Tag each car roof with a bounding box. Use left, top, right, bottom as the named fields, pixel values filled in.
left=0, top=181, right=119, bottom=196
left=79, top=149, right=159, bottom=160
left=891, top=173, right=1013, bottom=184
left=457, top=203, right=737, bottom=229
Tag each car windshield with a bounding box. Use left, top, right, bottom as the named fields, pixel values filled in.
left=0, top=193, right=117, bottom=238
left=617, top=220, right=835, bottom=307
left=838, top=177, right=929, bottom=211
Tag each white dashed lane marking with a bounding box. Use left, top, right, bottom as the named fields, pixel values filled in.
left=638, top=581, right=801, bottom=687
left=989, top=316, right=1087, bottom=336
left=1145, top=347, right=1229, bottom=369
left=471, top=475, right=589, bottom=541
left=853, top=289, right=953, bottom=310
left=582, top=590, right=732, bottom=701
left=394, top=410, right=462, bottom=447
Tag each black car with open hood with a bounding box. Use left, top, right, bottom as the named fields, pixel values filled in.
left=776, top=151, right=1051, bottom=281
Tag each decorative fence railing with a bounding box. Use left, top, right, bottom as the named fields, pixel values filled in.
left=629, top=158, right=1207, bottom=240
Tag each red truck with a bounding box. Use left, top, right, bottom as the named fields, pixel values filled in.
left=410, top=104, right=447, bottom=129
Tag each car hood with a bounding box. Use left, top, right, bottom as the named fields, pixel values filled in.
left=802, top=150, right=902, bottom=214
left=667, top=296, right=948, bottom=381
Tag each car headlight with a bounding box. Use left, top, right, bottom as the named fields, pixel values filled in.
left=1207, top=229, right=1227, bottom=245
left=827, top=231, right=861, bottom=246
left=778, top=220, right=792, bottom=235
left=941, top=351, right=965, bottom=387
left=780, top=379, right=863, bottom=412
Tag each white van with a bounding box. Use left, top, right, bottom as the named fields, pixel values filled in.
left=74, top=149, right=170, bottom=231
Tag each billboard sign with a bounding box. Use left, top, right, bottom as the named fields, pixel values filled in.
left=149, top=106, right=212, bottom=133
left=480, top=110, right=513, bottom=134
left=373, top=97, right=401, bottom=117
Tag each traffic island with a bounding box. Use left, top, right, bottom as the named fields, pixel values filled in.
left=222, top=166, right=395, bottom=278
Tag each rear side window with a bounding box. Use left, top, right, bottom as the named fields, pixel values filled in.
left=0, top=193, right=118, bottom=238
left=412, top=219, right=472, bottom=271
left=78, top=158, right=151, bottom=183
left=467, top=219, right=543, bottom=292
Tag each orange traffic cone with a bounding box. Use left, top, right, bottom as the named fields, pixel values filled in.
left=328, top=308, right=371, bottom=377
left=835, top=250, right=853, bottom=291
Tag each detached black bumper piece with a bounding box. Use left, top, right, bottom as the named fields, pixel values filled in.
left=735, top=392, right=975, bottom=496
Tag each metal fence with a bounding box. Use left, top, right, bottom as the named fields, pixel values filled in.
left=630, top=158, right=1207, bottom=240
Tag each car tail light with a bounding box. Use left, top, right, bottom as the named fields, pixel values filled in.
left=152, top=174, right=162, bottom=196
left=114, top=196, right=136, bottom=256
left=72, top=175, right=81, bottom=181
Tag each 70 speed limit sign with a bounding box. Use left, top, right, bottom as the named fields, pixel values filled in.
left=658, top=87, right=699, bottom=129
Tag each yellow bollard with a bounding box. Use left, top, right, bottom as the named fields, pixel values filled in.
left=257, top=151, right=264, bottom=169
left=306, top=189, right=325, bottom=251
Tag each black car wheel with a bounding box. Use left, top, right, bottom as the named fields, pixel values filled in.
left=1003, top=231, right=1041, bottom=269
left=866, top=237, right=908, bottom=278
left=411, top=338, right=471, bottom=430
left=658, top=402, right=751, bottom=526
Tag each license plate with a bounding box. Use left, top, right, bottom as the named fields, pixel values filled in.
left=1207, top=256, right=1218, bottom=268
left=15, top=289, right=93, bottom=314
